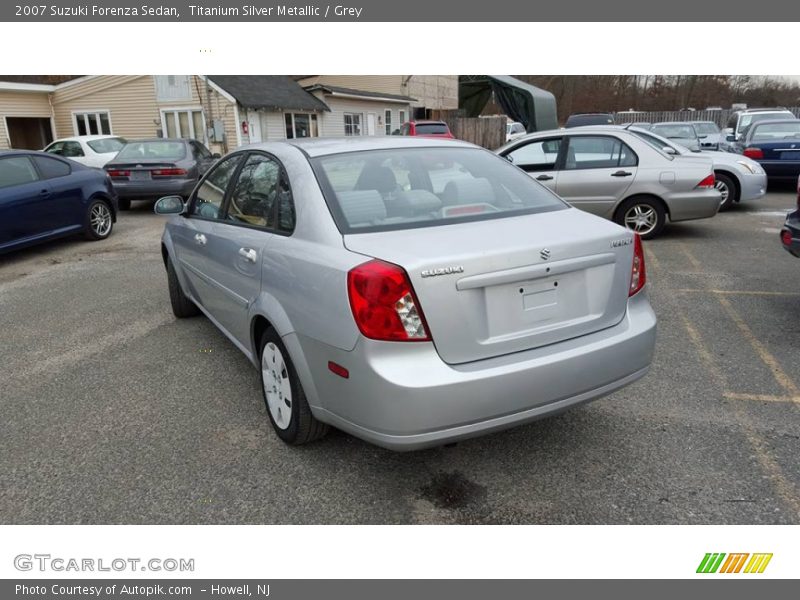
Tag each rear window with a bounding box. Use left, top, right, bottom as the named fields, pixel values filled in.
left=311, top=147, right=567, bottom=234
left=693, top=122, right=719, bottom=134
left=750, top=121, right=800, bottom=141
left=414, top=123, right=449, bottom=135
left=87, top=137, right=126, bottom=154
left=740, top=112, right=796, bottom=131
left=651, top=124, right=697, bottom=139
left=117, top=141, right=186, bottom=160
left=565, top=114, right=614, bottom=127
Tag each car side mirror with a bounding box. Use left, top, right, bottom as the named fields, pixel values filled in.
left=154, top=195, right=185, bottom=215
left=662, top=146, right=678, bottom=155
left=211, top=153, right=221, bottom=159
left=504, top=154, right=514, bottom=163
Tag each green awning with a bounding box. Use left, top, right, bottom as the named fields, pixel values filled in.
left=459, top=75, right=557, bottom=133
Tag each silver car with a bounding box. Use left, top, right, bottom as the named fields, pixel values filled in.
left=497, top=127, right=721, bottom=238
left=649, top=122, right=702, bottom=152
left=155, top=137, right=656, bottom=451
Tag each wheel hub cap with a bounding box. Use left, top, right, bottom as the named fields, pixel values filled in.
left=624, top=205, right=657, bottom=235
left=262, top=342, right=292, bottom=430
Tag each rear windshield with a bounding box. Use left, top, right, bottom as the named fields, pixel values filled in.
left=311, top=147, right=567, bottom=234
left=566, top=114, right=613, bottom=127
left=750, top=121, right=800, bottom=141
left=651, top=124, right=697, bottom=139
left=116, top=141, right=186, bottom=160
left=414, top=123, right=449, bottom=135
left=740, top=112, right=796, bottom=130
left=87, top=137, right=126, bottom=154
left=693, top=122, right=719, bottom=134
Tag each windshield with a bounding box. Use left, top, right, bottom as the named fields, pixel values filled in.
left=693, top=122, right=719, bottom=134
left=415, top=123, right=449, bottom=135
left=117, top=141, right=186, bottom=160
left=651, top=124, right=697, bottom=139
left=740, top=112, right=796, bottom=131
left=311, top=147, right=567, bottom=234
left=87, top=137, right=126, bottom=154
left=750, top=121, right=800, bottom=141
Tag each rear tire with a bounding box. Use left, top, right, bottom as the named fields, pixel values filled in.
left=614, top=196, right=666, bottom=240
left=715, top=172, right=737, bottom=211
left=259, top=328, right=328, bottom=446
left=118, top=198, right=131, bottom=211
left=83, top=199, right=114, bottom=241
left=167, top=256, right=200, bottom=318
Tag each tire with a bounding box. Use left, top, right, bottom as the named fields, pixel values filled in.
left=166, top=257, right=200, bottom=318
left=84, top=199, right=114, bottom=241
left=715, top=172, right=738, bottom=211
left=614, top=196, right=667, bottom=240
left=259, top=328, right=328, bottom=445
left=118, top=198, right=131, bottom=211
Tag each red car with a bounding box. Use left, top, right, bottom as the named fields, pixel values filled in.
left=397, top=120, right=455, bottom=139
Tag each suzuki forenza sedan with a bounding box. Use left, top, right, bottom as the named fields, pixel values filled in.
left=155, top=137, right=656, bottom=451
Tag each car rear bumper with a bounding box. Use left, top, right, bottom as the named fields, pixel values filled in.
left=664, top=188, right=721, bottom=222
left=297, top=289, right=657, bottom=451
left=111, top=178, right=197, bottom=200
left=782, top=210, right=800, bottom=258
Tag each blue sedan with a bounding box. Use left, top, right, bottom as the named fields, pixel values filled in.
left=739, top=120, right=800, bottom=182
left=0, top=150, right=117, bottom=254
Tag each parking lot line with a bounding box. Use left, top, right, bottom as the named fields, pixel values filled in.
left=678, top=242, right=702, bottom=270
left=724, top=392, right=800, bottom=404
left=674, top=288, right=800, bottom=297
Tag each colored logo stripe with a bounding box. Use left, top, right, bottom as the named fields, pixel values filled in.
left=697, top=553, right=726, bottom=573
left=697, top=553, right=772, bottom=574
left=719, top=553, right=749, bottom=573
left=744, top=553, right=773, bottom=574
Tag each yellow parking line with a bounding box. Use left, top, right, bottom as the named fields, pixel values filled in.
left=724, top=392, right=800, bottom=404
left=674, top=289, right=800, bottom=297
left=644, top=246, right=661, bottom=272
left=678, top=242, right=703, bottom=270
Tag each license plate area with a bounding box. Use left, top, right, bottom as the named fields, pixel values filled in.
left=130, top=170, right=151, bottom=181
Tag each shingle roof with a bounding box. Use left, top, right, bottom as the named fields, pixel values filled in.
left=208, top=75, right=329, bottom=112
left=304, top=84, right=416, bottom=103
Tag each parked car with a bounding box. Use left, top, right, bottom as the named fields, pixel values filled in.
left=104, top=138, right=219, bottom=210
left=496, top=127, right=721, bottom=238
left=691, top=121, right=722, bottom=151
left=649, top=122, right=702, bottom=152
left=724, top=108, right=798, bottom=143
left=397, top=120, right=455, bottom=139
left=0, top=150, right=117, bottom=254
left=780, top=176, right=800, bottom=257
left=506, top=121, right=526, bottom=142
left=154, top=137, right=656, bottom=450
left=564, top=113, right=615, bottom=128
left=43, top=135, right=126, bottom=169
left=625, top=126, right=767, bottom=210
left=735, top=119, right=800, bottom=182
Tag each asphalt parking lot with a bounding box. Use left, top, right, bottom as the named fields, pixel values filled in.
left=1, top=191, right=799, bottom=525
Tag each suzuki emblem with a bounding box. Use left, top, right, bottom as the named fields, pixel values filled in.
left=540, top=248, right=551, bottom=260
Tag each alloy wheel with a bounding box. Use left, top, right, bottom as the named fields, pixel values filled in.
left=262, top=342, right=292, bottom=430
left=623, top=204, right=658, bottom=236
left=90, top=203, right=112, bottom=237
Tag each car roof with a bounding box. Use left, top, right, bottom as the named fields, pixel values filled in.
left=51, top=134, right=121, bottom=142
left=252, top=136, right=475, bottom=158
left=749, top=119, right=800, bottom=127
left=651, top=121, right=696, bottom=126
left=124, top=138, right=192, bottom=143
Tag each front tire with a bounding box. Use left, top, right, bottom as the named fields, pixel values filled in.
left=84, top=199, right=114, bottom=240
left=166, top=257, right=200, bottom=318
left=259, top=328, right=328, bottom=445
left=615, top=196, right=666, bottom=240
left=715, top=172, right=737, bottom=211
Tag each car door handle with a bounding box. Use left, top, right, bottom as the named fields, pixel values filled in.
left=611, top=171, right=633, bottom=177
left=194, top=233, right=207, bottom=246
left=238, top=248, right=257, bottom=263
left=536, top=174, right=554, bottom=181
left=40, top=189, right=51, bottom=197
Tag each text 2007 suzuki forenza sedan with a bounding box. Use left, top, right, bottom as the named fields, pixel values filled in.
left=155, top=137, right=657, bottom=451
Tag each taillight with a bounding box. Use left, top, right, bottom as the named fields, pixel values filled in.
left=696, top=173, right=715, bottom=189
left=106, top=169, right=129, bottom=177
left=782, top=230, right=793, bottom=247
left=152, top=168, right=187, bottom=177
left=629, top=234, right=647, bottom=297
left=743, top=147, right=764, bottom=160
left=347, top=259, right=431, bottom=342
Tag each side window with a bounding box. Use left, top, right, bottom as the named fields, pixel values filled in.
left=564, top=136, right=638, bottom=170
left=62, top=142, right=85, bottom=158
left=32, top=156, right=72, bottom=179
left=190, top=154, right=243, bottom=220
left=0, top=156, right=40, bottom=188
left=506, top=138, right=562, bottom=172
left=191, top=141, right=212, bottom=160
left=276, top=172, right=295, bottom=233
left=45, top=142, right=65, bottom=156
left=225, top=154, right=280, bottom=229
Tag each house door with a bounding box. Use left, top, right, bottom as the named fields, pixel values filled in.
left=247, top=110, right=263, bottom=143
left=6, top=117, right=53, bottom=150
left=366, top=113, right=376, bottom=136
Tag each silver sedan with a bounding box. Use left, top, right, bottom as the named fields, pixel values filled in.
left=497, top=127, right=721, bottom=238
left=155, top=137, right=656, bottom=451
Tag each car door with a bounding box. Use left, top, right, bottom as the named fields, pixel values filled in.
left=500, top=137, right=563, bottom=192
left=0, top=155, right=54, bottom=247
left=170, top=153, right=245, bottom=323
left=30, top=155, right=86, bottom=231
left=555, top=134, right=639, bottom=217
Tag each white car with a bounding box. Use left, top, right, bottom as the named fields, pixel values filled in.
left=43, top=135, right=126, bottom=168
left=506, top=121, right=526, bottom=142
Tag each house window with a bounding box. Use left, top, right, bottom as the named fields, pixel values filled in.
left=385, top=109, right=392, bottom=135
left=284, top=113, right=319, bottom=139
left=344, top=113, right=362, bottom=136
left=154, top=75, right=192, bottom=102
left=399, top=110, right=406, bottom=125
left=74, top=112, right=111, bottom=136
left=161, top=109, right=205, bottom=141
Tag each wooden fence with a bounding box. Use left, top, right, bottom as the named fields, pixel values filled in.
left=614, top=107, right=800, bottom=128
left=442, top=113, right=507, bottom=150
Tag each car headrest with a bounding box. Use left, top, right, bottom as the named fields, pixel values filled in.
left=337, top=190, right=387, bottom=226
left=387, top=189, right=442, bottom=217
left=354, top=165, right=398, bottom=195
left=441, top=177, right=495, bottom=206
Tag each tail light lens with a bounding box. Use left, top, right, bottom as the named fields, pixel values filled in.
left=152, top=168, right=187, bottom=177
left=629, top=234, right=647, bottom=297
left=696, top=173, right=716, bottom=189
left=743, top=147, right=764, bottom=160
left=782, top=230, right=793, bottom=247
left=347, top=260, right=431, bottom=342
left=106, top=169, right=130, bottom=177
